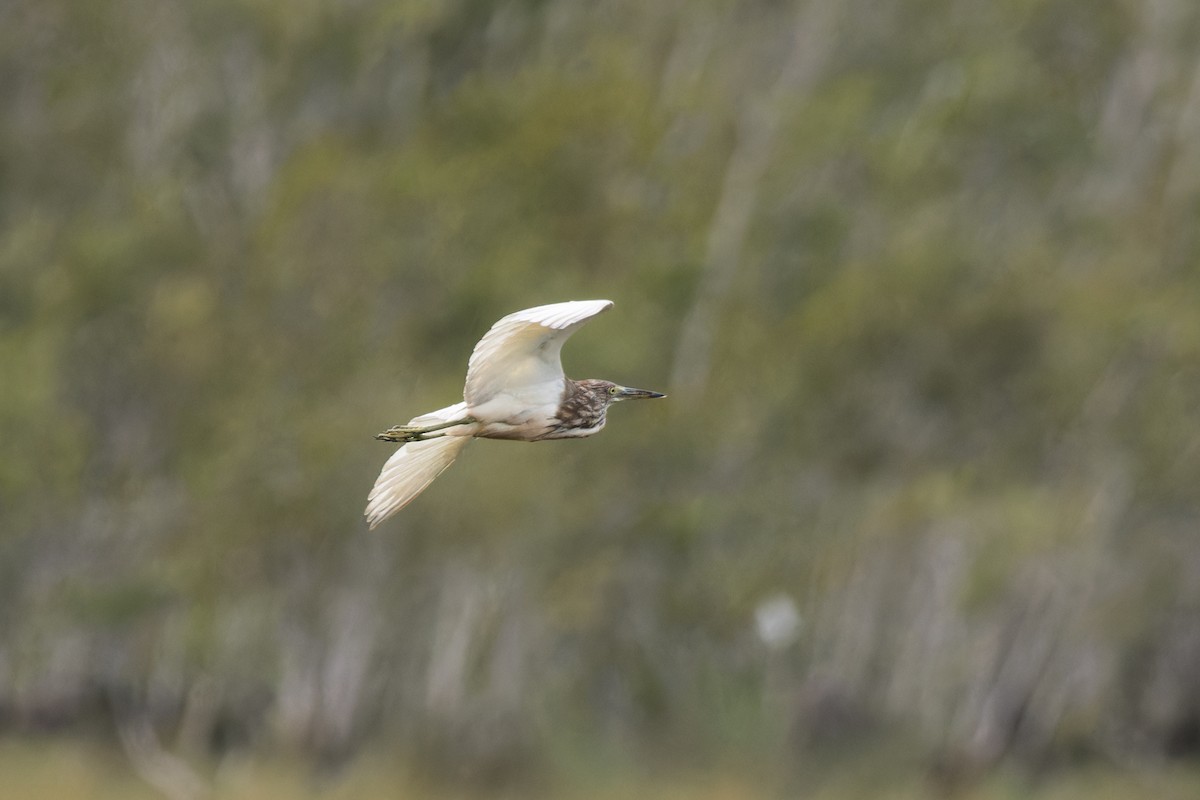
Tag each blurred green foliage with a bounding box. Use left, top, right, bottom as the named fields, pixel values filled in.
left=3, top=0, right=1200, bottom=794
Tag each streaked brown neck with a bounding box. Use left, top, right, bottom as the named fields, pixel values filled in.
left=549, top=378, right=611, bottom=436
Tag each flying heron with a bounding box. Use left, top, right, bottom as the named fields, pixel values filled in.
left=365, top=300, right=665, bottom=528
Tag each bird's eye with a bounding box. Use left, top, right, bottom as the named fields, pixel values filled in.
left=609, top=386, right=619, bottom=395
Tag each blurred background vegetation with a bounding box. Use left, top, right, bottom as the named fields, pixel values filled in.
left=3, top=0, right=1200, bottom=797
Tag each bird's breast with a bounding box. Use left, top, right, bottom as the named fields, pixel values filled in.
left=538, top=415, right=606, bottom=440
left=467, top=387, right=561, bottom=441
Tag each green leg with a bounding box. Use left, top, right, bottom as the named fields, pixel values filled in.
left=376, top=430, right=448, bottom=443
left=375, top=416, right=475, bottom=443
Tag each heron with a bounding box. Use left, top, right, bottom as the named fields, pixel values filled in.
left=365, top=300, right=665, bottom=528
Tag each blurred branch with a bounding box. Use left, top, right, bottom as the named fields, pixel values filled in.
left=115, top=708, right=210, bottom=800
left=670, top=0, right=840, bottom=404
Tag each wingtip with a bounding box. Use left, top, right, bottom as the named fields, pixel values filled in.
left=364, top=506, right=382, bottom=529
left=577, top=298, right=614, bottom=316
left=502, top=299, right=614, bottom=329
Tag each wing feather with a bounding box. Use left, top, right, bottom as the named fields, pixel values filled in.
left=464, top=300, right=613, bottom=407
left=364, top=403, right=473, bottom=529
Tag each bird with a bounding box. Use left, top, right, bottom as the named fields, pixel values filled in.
left=365, top=300, right=665, bottom=528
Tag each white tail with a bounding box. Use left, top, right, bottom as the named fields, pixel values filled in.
left=365, top=404, right=475, bottom=529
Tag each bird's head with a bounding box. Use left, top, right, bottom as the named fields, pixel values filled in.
left=578, top=379, right=667, bottom=406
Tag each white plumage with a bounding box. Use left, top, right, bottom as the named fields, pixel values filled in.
left=366, top=300, right=632, bottom=529
left=364, top=403, right=474, bottom=529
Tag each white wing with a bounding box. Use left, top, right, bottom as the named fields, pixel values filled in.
left=365, top=403, right=474, bottom=529
left=464, top=300, right=613, bottom=408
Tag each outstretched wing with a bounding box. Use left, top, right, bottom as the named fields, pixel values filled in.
left=365, top=403, right=474, bottom=529
left=464, top=300, right=613, bottom=407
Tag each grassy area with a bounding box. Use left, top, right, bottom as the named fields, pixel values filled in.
left=1, top=738, right=1198, bottom=800
left=0, top=738, right=158, bottom=800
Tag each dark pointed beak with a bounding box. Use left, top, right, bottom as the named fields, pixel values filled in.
left=616, top=386, right=666, bottom=401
